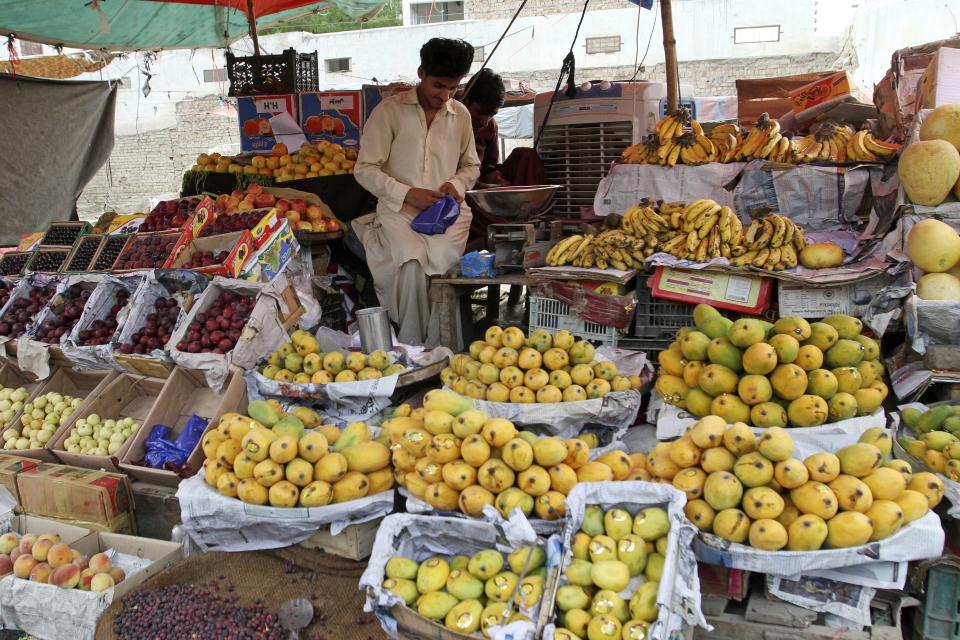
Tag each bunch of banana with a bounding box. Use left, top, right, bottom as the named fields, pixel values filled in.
left=709, top=123, right=742, bottom=163
left=545, top=234, right=590, bottom=266
left=621, top=135, right=661, bottom=165
left=657, top=201, right=688, bottom=231
left=656, top=110, right=692, bottom=143
left=729, top=213, right=805, bottom=270
left=735, top=113, right=783, bottom=161
left=662, top=200, right=743, bottom=261
left=792, top=122, right=853, bottom=163
left=677, top=133, right=718, bottom=166
left=588, top=228, right=652, bottom=270
left=846, top=129, right=900, bottom=162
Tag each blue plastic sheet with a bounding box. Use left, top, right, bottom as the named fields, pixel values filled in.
left=460, top=251, right=498, bottom=278
left=411, top=196, right=460, bottom=235
left=143, top=414, right=209, bottom=468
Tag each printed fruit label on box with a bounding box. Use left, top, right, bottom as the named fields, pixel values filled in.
left=362, top=83, right=414, bottom=126
left=300, top=91, right=362, bottom=148
left=238, top=94, right=297, bottom=152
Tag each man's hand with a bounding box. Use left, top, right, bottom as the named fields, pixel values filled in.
left=486, top=171, right=509, bottom=186
left=404, top=187, right=443, bottom=210
left=439, top=182, right=463, bottom=202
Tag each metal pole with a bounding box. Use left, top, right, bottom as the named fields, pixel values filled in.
left=661, top=0, right=678, bottom=112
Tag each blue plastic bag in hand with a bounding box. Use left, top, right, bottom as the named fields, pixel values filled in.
left=411, top=195, right=461, bottom=235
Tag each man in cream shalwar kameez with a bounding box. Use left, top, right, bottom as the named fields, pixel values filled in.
left=352, top=42, right=480, bottom=346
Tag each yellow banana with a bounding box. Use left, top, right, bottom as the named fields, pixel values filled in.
left=698, top=212, right=720, bottom=239
left=744, top=220, right=762, bottom=245
left=781, top=244, right=797, bottom=268
left=666, top=143, right=682, bottom=166
left=751, top=218, right=774, bottom=250
left=751, top=247, right=771, bottom=268
left=757, top=132, right=783, bottom=159
left=730, top=250, right=758, bottom=266
left=792, top=225, right=807, bottom=252
left=694, top=238, right=709, bottom=262
left=719, top=207, right=732, bottom=243
left=769, top=215, right=786, bottom=247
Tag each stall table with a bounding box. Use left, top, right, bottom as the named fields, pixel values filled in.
left=429, top=273, right=534, bottom=352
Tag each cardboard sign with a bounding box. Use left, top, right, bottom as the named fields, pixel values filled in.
left=237, top=94, right=297, bottom=152
left=300, top=91, right=362, bottom=148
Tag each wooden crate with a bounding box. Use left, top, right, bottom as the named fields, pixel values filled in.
left=298, top=518, right=382, bottom=561
left=736, top=71, right=836, bottom=127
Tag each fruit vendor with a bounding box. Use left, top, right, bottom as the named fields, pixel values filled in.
left=461, top=68, right=507, bottom=187
left=352, top=38, right=480, bottom=345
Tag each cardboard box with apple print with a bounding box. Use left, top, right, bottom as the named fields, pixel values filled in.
left=237, top=94, right=297, bottom=152
left=299, top=91, right=361, bottom=149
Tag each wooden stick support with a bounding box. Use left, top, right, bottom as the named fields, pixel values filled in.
left=661, top=0, right=679, bottom=112
left=246, top=0, right=261, bottom=56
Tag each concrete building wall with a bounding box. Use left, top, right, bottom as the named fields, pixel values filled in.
left=465, top=0, right=625, bottom=20
left=77, top=97, right=240, bottom=220
left=519, top=50, right=847, bottom=97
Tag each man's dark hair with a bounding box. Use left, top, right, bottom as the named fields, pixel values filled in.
left=420, top=38, right=474, bottom=78
left=464, top=68, right=506, bottom=116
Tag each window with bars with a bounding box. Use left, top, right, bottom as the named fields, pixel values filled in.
left=202, top=68, right=227, bottom=83
left=474, top=45, right=485, bottom=63
left=585, top=36, right=622, bottom=55
left=325, top=57, right=351, bottom=73
left=734, top=25, right=781, bottom=44
left=410, top=1, right=464, bottom=25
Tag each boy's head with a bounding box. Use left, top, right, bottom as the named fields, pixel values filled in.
left=418, top=38, right=474, bottom=111
left=463, top=68, right=505, bottom=128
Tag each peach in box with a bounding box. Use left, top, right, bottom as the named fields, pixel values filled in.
left=119, top=366, right=245, bottom=487
left=69, top=531, right=182, bottom=601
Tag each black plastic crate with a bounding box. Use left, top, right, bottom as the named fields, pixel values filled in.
left=633, top=284, right=695, bottom=341
left=226, top=48, right=318, bottom=97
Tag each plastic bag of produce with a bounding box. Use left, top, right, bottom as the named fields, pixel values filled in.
left=361, top=512, right=554, bottom=640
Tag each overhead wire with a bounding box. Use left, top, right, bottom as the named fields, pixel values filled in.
left=533, top=0, right=590, bottom=149
left=630, top=0, right=658, bottom=81
left=461, top=0, right=529, bottom=100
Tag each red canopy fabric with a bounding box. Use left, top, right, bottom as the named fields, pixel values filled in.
left=143, top=0, right=333, bottom=19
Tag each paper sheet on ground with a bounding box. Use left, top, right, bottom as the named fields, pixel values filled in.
left=176, top=474, right=395, bottom=552
left=766, top=574, right=875, bottom=627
